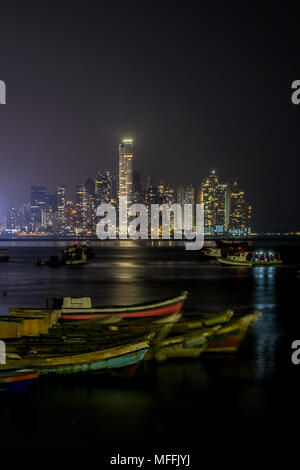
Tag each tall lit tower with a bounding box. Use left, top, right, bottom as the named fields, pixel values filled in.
left=200, top=170, right=219, bottom=234
left=229, top=181, right=252, bottom=234
left=95, top=171, right=113, bottom=206
left=30, top=186, right=47, bottom=232
left=119, top=138, right=133, bottom=204
left=56, top=185, right=66, bottom=234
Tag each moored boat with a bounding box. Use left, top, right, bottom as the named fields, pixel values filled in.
left=170, top=309, right=234, bottom=334
left=218, top=250, right=282, bottom=266
left=154, top=326, right=221, bottom=362
left=6, top=340, right=150, bottom=378
left=10, top=291, right=188, bottom=322
left=199, top=242, right=222, bottom=260
left=0, top=367, right=38, bottom=392
left=204, top=311, right=262, bottom=353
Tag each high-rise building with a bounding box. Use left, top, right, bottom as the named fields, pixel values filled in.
left=119, top=138, right=133, bottom=204
left=132, top=171, right=143, bottom=204
left=45, top=194, right=57, bottom=213
left=177, top=185, right=195, bottom=226
left=30, top=186, right=47, bottom=232
left=158, top=181, right=175, bottom=205
left=56, top=185, right=66, bottom=234
left=65, top=200, right=77, bottom=233
left=177, top=185, right=195, bottom=207
left=229, top=181, right=252, bottom=234
left=144, top=176, right=160, bottom=207
left=215, top=183, right=230, bottom=233
left=199, top=170, right=219, bottom=233
left=21, top=203, right=31, bottom=231
left=76, top=184, right=89, bottom=233
left=7, top=207, right=22, bottom=231
left=85, top=178, right=96, bottom=233
left=42, top=206, right=54, bottom=231
left=85, top=178, right=95, bottom=199
left=95, top=171, right=112, bottom=206
left=133, top=171, right=142, bottom=195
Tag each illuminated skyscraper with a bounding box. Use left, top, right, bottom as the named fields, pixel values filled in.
left=7, top=207, right=22, bottom=231
left=158, top=181, right=175, bottom=205
left=95, top=171, right=113, bottom=206
left=177, top=185, right=195, bottom=207
left=56, top=185, right=66, bottom=234
left=30, top=186, right=47, bottom=231
left=65, top=200, right=77, bottom=233
left=119, top=138, right=133, bottom=204
left=76, top=184, right=89, bottom=232
left=199, top=170, right=219, bottom=233
left=144, top=176, right=160, bottom=206
left=177, top=185, right=195, bottom=226
left=215, top=183, right=230, bottom=233
left=229, top=181, right=252, bottom=234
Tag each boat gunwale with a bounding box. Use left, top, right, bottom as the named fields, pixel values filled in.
left=11, top=291, right=188, bottom=315
left=6, top=340, right=150, bottom=368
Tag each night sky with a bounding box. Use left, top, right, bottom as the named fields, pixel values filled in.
left=0, top=0, right=300, bottom=231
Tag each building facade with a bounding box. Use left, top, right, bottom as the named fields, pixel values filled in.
left=119, top=138, right=133, bottom=204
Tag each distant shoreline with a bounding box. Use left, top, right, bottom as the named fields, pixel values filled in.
left=0, top=234, right=300, bottom=242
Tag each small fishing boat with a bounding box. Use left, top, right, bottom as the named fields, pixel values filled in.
left=170, top=309, right=234, bottom=334
left=61, top=242, right=95, bottom=260
left=218, top=249, right=282, bottom=266
left=154, top=326, right=221, bottom=362
left=65, top=249, right=87, bottom=267
left=204, top=311, right=262, bottom=353
left=10, top=291, right=188, bottom=322
left=0, top=249, right=9, bottom=262
left=6, top=340, right=150, bottom=378
left=199, top=242, right=222, bottom=260
left=0, top=367, right=38, bottom=392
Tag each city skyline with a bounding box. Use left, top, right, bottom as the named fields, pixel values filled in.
left=2, top=137, right=253, bottom=236
left=1, top=2, right=300, bottom=232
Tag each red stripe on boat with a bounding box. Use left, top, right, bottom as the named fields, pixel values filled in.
left=60, top=302, right=183, bottom=320
left=0, top=373, right=39, bottom=383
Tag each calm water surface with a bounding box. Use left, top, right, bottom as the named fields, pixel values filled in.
left=0, top=242, right=299, bottom=459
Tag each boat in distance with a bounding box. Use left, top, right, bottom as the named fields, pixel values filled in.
left=218, top=250, right=282, bottom=266
left=10, top=291, right=188, bottom=321
left=0, top=367, right=38, bottom=392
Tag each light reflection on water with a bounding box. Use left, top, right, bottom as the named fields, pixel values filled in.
left=252, top=267, right=279, bottom=378
left=0, top=244, right=298, bottom=452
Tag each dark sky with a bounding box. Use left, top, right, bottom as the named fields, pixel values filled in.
left=0, top=0, right=300, bottom=231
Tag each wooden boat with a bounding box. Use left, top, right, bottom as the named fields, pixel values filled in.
left=218, top=250, right=282, bottom=267
left=63, top=244, right=88, bottom=267
left=0, top=249, right=9, bottom=262
left=154, top=326, right=221, bottom=362
left=6, top=340, right=150, bottom=378
left=170, top=309, right=234, bottom=334
left=36, top=243, right=91, bottom=268
left=10, top=291, right=188, bottom=322
left=204, top=311, right=262, bottom=353
left=0, top=311, right=60, bottom=339
left=0, top=367, right=38, bottom=392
